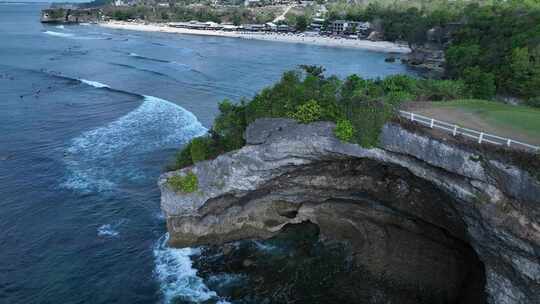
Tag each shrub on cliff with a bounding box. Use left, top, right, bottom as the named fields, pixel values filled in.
left=174, top=141, right=194, bottom=170
left=213, top=99, right=247, bottom=151
left=168, top=172, right=198, bottom=193
left=289, top=100, right=324, bottom=123
left=190, top=137, right=209, bottom=163
left=334, top=119, right=355, bottom=142
left=168, top=66, right=473, bottom=170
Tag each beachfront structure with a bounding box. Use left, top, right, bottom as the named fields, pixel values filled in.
left=167, top=20, right=294, bottom=33
left=309, top=17, right=325, bottom=32
left=244, top=0, right=262, bottom=6
left=242, top=24, right=266, bottom=31
left=331, top=20, right=371, bottom=35
left=277, top=24, right=290, bottom=32
left=168, top=21, right=225, bottom=30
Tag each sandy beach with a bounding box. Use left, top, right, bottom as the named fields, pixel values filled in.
left=100, top=21, right=411, bottom=54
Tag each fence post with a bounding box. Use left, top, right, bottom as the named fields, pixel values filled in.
left=430, top=118, right=434, bottom=128
left=478, top=133, right=484, bottom=144
left=453, top=125, right=458, bottom=136
left=507, top=139, right=511, bottom=147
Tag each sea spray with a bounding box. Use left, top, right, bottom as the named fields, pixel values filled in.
left=153, top=234, right=230, bottom=304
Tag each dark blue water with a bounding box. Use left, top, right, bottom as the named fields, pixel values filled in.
left=0, top=3, right=414, bottom=304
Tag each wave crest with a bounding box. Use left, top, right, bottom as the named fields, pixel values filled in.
left=62, top=80, right=207, bottom=192
left=80, top=79, right=110, bottom=88
left=153, top=234, right=229, bottom=304
left=44, top=30, right=74, bottom=38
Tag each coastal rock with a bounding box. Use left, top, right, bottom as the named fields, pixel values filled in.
left=159, top=118, right=540, bottom=304
left=367, top=31, right=383, bottom=41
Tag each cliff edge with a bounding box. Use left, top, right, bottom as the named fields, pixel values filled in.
left=159, top=118, right=540, bottom=304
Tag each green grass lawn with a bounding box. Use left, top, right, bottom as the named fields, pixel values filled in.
left=431, top=99, right=540, bottom=138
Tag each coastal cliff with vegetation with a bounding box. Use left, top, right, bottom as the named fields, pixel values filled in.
left=40, top=8, right=102, bottom=23
left=158, top=67, right=539, bottom=303
left=160, top=118, right=539, bottom=303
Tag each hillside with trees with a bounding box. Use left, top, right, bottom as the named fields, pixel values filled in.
left=323, top=0, right=540, bottom=102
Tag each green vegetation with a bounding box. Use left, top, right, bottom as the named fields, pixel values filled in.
left=168, top=172, right=199, bottom=193
left=334, top=120, right=355, bottom=142
left=323, top=1, right=540, bottom=100
left=526, top=97, right=540, bottom=109
left=169, top=66, right=471, bottom=170
left=432, top=99, right=540, bottom=138
left=48, top=9, right=66, bottom=19
left=105, top=1, right=540, bottom=100
left=290, top=100, right=324, bottom=123
left=105, top=5, right=277, bottom=24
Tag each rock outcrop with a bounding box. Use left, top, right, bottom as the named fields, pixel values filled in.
left=159, top=118, right=540, bottom=304
left=40, top=8, right=102, bottom=24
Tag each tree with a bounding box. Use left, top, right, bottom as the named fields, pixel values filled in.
left=463, top=67, right=496, bottom=99
left=445, top=44, right=481, bottom=78
left=295, top=15, right=309, bottom=32
left=510, top=47, right=540, bottom=97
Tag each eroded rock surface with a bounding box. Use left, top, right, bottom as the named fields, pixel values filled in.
left=159, top=118, right=540, bottom=304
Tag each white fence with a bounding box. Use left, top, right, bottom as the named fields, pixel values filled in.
left=398, top=110, right=540, bottom=153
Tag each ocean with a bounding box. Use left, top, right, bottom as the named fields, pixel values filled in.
left=0, top=3, right=414, bottom=303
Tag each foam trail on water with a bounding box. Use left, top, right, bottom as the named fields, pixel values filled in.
left=154, top=234, right=230, bottom=304
left=55, top=25, right=65, bottom=29
left=62, top=80, right=207, bottom=192
left=80, top=79, right=110, bottom=88
left=43, top=30, right=105, bottom=40
left=97, top=219, right=127, bottom=237
left=44, top=30, right=74, bottom=38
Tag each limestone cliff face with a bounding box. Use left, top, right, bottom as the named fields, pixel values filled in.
left=159, top=118, right=540, bottom=304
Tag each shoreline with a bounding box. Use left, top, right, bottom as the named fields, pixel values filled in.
left=99, top=21, right=411, bottom=54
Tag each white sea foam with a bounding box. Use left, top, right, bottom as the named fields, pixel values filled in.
left=97, top=219, right=127, bottom=237
left=98, top=225, right=118, bottom=236
left=62, top=81, right=207, bottom=192
left=44, top=30, right=74, bottom=38
left=253, top=240, right=278, bottom=252
left=80, top=79, right=110, bottom=88
left=153, top=234, right=230, bottom=304
left=55, top=25, right=65, bottom=29
left=44, top=30, right=105, bottom=40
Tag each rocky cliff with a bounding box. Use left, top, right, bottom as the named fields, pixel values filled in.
left=40, top=8, right=102, bottom=24
left=159, top=118, right=540, bottom=304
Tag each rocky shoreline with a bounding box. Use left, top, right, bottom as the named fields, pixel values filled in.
left=159, top=119, right=540, bottom=303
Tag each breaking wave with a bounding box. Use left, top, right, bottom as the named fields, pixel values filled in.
left=61, top=79, right=207, bottom=192
left=43, top=30, right=105, bottom=40
left=80, top=79, right=110, bottom=88
left=44, top=30, right=74, bottom=38
left=153, top=234, right=230, bottom=304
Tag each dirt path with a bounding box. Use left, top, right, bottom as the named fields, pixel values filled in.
left=273, top=5, right=293, bottom=23
left=412, top=106, right=540, bottom=146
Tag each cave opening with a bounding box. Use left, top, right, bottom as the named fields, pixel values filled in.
left=191, top=158, right=487, bottom=304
